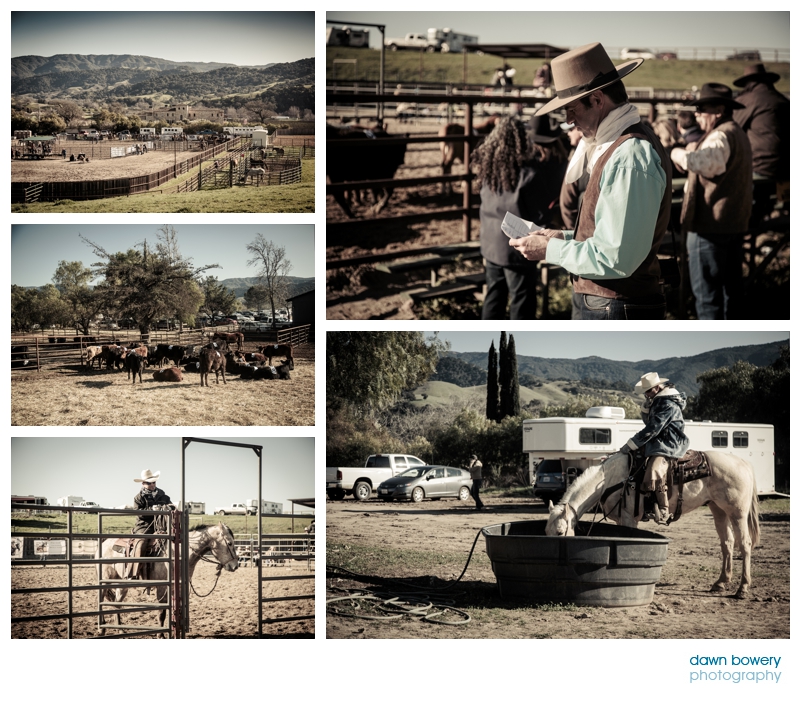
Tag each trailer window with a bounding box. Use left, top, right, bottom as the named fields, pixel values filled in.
left=712, top=431, right=728, bottom=447
left=579, top=428, right=612, bottom=444
left=733, top=431, right=749, bottom=447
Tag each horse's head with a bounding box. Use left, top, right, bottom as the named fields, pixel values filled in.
left=545, top=500, right=577, bottom=536
left=210, top=522, right=239, bottom=572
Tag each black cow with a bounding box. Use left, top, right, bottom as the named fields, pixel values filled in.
left=151, top=344, right=187, bottom=368
left=326, top=122, right=407, bottom=218
left=125, top=351, right=145, bottom=384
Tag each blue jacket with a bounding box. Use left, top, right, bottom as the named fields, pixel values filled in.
left=626, top=388, right=690, bottom=458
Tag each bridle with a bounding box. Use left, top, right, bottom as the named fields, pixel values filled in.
left=188, top=526, right=238, bottom=598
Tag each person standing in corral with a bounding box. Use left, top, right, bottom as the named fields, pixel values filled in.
left=467, top=455, right=485, bottom=511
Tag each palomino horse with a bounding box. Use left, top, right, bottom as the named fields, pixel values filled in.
left=545, top=451, right=760, bottom=598
left=97, top=522, right=239, bottom=635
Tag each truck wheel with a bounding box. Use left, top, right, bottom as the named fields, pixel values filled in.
left=217, top=510, right=226, bottom=515
left=353, top=481, right=372, bottom=501
left=389, top=44, right=398, bottom=51
left=426, top=45, right=436, bottom=53
left=458, top=486, right=470, bottom=501
left=411, top=487, right=425, bottom=503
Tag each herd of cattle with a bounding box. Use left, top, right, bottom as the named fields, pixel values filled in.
left=80, top=335, right=294, bottom=387
left=6, top=329, right=295, bottom=386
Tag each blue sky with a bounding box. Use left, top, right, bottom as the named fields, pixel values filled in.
left=11, top=224, right=315, bottom=287
left=326, top=11, right=789, bottom=52
left=437, top=331, right=789, bottom=362
left=11, top=437, right=315, bottom=514
left=11, top=11, right=315, bottom=65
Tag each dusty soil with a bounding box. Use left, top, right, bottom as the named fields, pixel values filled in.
left=327, top=118, right=481, bottom=320
left=11, top=148, right=202, bottom=183
left=326, top=495, right=789, bottom=639
left=11, top=343, right=314, bottom=426
left=12, top=559, right=313, bottom=639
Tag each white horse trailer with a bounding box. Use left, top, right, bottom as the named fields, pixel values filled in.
left=523, top=407, right=775, bottom=497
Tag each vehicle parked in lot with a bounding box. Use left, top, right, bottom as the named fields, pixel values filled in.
left=79, top=501, right=100, bottom=508
left=532, top=459, right=567, bottom=504
left=215, top=503, right=255, bottom=516
left=620, top=48, right=656, bottom=60
left=327, top=454, right=428, bottom=501
left=377, top=465, right=472, bottom=503
left=98, top=320, right=119, bottom=330
left=727, top=50, right=761, bottom=61
left=656, top=52, right=678, bottom=61
left=240, top=320, right=271, bottom=333
left=155, top=319, right=175, bottom=330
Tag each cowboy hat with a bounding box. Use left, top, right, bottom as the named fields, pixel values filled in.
left=534, top=42, right=643, bottom=116
left=134, top=469, right=161, bottom=483
left=634, top=372, right=669, bottom=394
left=527, top=114, right=562, bottom=144
left=689, top=83, right=745, bottom=110
left=733, top=63, right=780, bottom=88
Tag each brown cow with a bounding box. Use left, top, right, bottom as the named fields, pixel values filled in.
left=199, top=344, right=227, bottom=387
left=234, top=351, right=267, bottom=365
left=152, top=367, right=183, bottom=382
left=83, top=345, right=104, bottom=369
left=258, top=343, right=294, bottom=370
left=212, top=332, right=243, bottom=351
left=439, top=116, right=498, bottom=195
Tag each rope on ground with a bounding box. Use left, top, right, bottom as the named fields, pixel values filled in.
left=326, top=528, right=483, bottom=626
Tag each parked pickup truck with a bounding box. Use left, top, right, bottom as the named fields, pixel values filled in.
left=327, top=454, right=427, bottom=501
left=385, top=33, right=436, bottom=52
left=215, top=503, right=256, bottom=516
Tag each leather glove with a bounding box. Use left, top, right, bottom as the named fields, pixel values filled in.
left=619, top=445, right=631, bottom=455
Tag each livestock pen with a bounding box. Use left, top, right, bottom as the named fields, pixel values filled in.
left=326, top=90, right=789, bottom=319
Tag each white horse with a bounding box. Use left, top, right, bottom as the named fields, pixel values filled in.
left=545, top=451, right=760, bottom=598
left=246, top=167, right=266, bottom=184
left=97, top=522, right=239, bottom=635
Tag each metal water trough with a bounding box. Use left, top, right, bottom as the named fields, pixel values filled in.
left=482, top=520, right=669, bottom=607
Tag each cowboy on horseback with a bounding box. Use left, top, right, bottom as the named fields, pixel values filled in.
left=129, top=469, right=174, bottom=578
left=620, top=372, right=690, bottom=524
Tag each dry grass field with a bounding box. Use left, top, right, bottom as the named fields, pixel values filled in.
left=11, top=343, right=315, bottom=427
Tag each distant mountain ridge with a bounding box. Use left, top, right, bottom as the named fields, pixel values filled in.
left=440, top=341, right=786, bottom=395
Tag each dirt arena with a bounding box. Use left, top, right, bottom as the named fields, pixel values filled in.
left=11, top=343, right=315, bottom=426
left=11, top=148, right=201, bottom=183
left=326, top=495, right=789, bottom=639
left=12, top=558, right=313, bottom=639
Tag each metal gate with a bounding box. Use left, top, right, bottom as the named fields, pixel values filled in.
left=11, top=503, right=180, bottom=639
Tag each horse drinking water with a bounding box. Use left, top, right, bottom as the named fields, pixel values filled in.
left=97, top=521, right=239, bottom=636
left=545, top=450, right=760, bottom=598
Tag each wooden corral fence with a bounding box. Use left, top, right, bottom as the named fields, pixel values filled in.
left=327, top=90, right=790, bottom=315
left=10, top=325, right=312, bottom=372
left=11, top=503, right=180, bottom=639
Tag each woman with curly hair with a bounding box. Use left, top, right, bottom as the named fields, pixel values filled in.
left=474, top=115, right=567, bottom=319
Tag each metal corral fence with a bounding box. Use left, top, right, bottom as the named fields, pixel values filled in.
left=10, top=325, right=311, bottom=373
left=11, top=503, right=180, bottom=639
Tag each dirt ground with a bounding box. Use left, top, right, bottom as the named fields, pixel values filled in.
left=11, top=559, right=313, bottom=639
left=326, top=494, right=789, bottom=639
left=11, top=343, right=315, bottom=426
left=11, top=148, right=201, bottom=183
left=327, top=118, right=477, bottom=320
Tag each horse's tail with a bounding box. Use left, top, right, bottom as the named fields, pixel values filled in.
left=748, top=470, right=761, bottom=548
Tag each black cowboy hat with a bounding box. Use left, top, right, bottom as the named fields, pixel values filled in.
left=688, top=83, right=745, bottom=110
left=527, top=115, right=562, bottom=144
left=733, top=63, right=781, bottom=88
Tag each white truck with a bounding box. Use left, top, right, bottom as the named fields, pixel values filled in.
left=245, top=499, right=283, bottom=514
left=523, top=406, right=776, bottom=504
left=215, top=503, right=254, bottom=516
left=57, top=495, right=84, bottom=507
left=427, top=28, right=479, bottom=53
left=78, top=501, right=100, bottom=508
left=385, top=33, right=436, bottom=52
left=327, top=454, right=428, bottom=501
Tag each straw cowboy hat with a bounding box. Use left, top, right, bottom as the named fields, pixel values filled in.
left=134, top=469, right=161, bottom=483
left=634, top=372, right=669, bottom=394
left=733, top=63, right=780, bottom=88
left=688, top=83, right=745, bottom=111
left=534, top=42, right=643, bottom=116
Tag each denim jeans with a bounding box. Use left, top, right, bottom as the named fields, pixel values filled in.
left=686, top=231, right=744, bottom=320
left=470, top=479, right=484, bottom=510
left=572, top=292, right=666, bottom=320
left=482, top=261, right=538, bottom=320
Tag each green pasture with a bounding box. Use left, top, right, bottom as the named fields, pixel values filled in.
left=11, top=159, right=315, bottom=214
left=327, top=47, right=790, bottom=93
left=11, top=511, right=313, bottom=536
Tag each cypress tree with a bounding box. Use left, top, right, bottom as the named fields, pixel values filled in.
left=499, top=332, right=509, bottom=420
left=507, top=334, right=520, bottom=417
left=486, top=340, right=500, bottom=421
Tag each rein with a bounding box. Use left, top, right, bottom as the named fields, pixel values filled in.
left=187, top=528, right=238, bottom=598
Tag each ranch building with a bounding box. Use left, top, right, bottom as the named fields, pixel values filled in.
left=150, top=104, right=225, bottom=123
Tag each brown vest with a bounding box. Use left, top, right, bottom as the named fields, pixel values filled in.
left=680, top=119, right=753, bottom=235
left=572, top=122, right=672, bottom=300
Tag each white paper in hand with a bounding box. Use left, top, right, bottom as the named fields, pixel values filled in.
left=501, top=212, right=543, bottom=239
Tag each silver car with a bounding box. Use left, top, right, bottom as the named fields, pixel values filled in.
left=377, top=465, right=472, bottom=503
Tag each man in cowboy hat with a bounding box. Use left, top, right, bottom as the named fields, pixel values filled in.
left=669, top=83, right=752, bottom=320
left=732, top=64, right=789, bottom=182
left=133, top=469, right=174, bottom=535
left=509, top=42, right=671, bottom=319
left=620, top=373, right=689, bottom=525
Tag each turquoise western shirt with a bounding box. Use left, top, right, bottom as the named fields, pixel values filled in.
left=545, top=138, right=667, bottom=279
